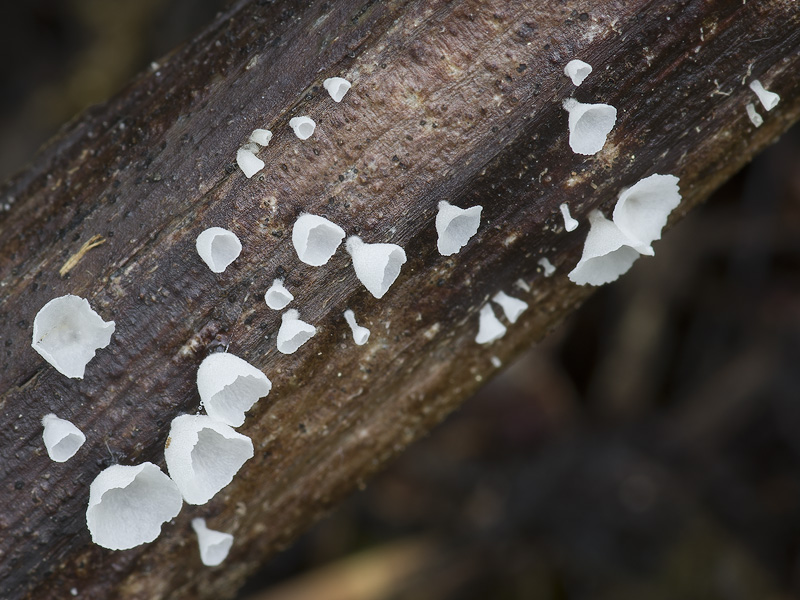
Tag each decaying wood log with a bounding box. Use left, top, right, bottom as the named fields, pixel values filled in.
left=1, top=0, right=798, bottom=597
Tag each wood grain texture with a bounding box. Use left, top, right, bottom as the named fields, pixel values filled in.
left=1, top=0, right=798, bottom=598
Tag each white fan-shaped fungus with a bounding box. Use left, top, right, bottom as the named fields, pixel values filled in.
left=749, top=80, right=780, bottom=111
left=165, top=414, right=254, bottom=505
left=289, top=116, right=316, bottom=140
left=491, top=291, right=528, bottom=324
left=559, top=202, right=579, bottom=232
left=563, top=98, right=617, bottom=155
left=346, top=236, right=407, bottom=299
left=264, top=279, right=293, bottom=310
left=41, top=414, right=86, bottom=462
left=249, top=128, right=272, bottom=146
left=612, top=174, right=681, bottom=248
left=31, top=295, right=115, bottom=379
left=745, top=103, right=763, bottom=127
left=568, top=210, right=652, bottom=286
left=538, top=257, right=556, bottom=277
left=564, top=59, right=592, bottom=86
left=196, top=227, right=242, bottom=274
left=435, top=201, right=482, bottom=256
left=343, top=309, right=370, bottom=345
left=196, top=352, right=271, bottom=427
left=86, top=463, right=182, bottom=550
left=236, top=147, right=264, bottom=178
left=192, top=518, right=234, bottom=567
left=323, top=77, right=352, bottom=103
left=277, top=309, right=317, bottom=354
left=475, top=303, right=506, bottom=344
left=291, top=214, right=346, bottom=266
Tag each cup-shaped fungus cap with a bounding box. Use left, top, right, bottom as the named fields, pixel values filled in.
left=568, top=210, right=652, bottom=286
left=196, top=227, right=242, bottom=274
left=612, top=174, right=681, bottom=248
left=289, top=116, right=316, bottom=140
left=491, top=291, right=528, bottom=324
left=236, top=147, right=264, bottom=178
left=343, top=309, right=370, bottom=345
left=196, top=352, right=271, bottom=427
left=746, top=103, right=764, bottom=127
left=749, top=80, right=780, bottom=111
left=563, top=98, right=617, bottom=155
left=192, top=518, right=234, bottom=566
left=86, top=463, right=182, bottom=550
left=323, top=77, right=352, bottom=103
left=559, top=203, right=579, bottom=232
left=538, top=257, right=556, bottom=277
left=475, top=303, right=506, bottom=344
left=435, top=201, right=483, bottom=256
left=291, top=214, right=346, bottom=266
left=277, top=309, right=317, bottom=354
left=264, top=278, right=294, bottom=310
left=41, top=414, right=86, bottom=462
left=346, top=236, right=407, bottom=299
left=248, top=128, right=273, bottom=146
left=564, top=59, right=592, bottom=86
left=31, top=295, right=115, bottom=379
left=165, top=414, right=254, bottom=505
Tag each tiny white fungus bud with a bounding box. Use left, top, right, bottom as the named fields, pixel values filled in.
left=289, top=116, right=316, bottom=140
left=277, top=309, right=317, bottom=354
left=236, top=147, right=264, bottom=178
left=165, top=414, right=254, bottom=505
left=745, top=103, right=763, bottom=127
left=86, top=463, right=182, bottom=550
left=345, top=236, right=407, bottom=299
left=559, top=202, right=579, bottom=232
left=343, top=309, right=370, bottom=345
left=749, top=79, right=780, bottom=111
left=515, top=278, right=531, bottom=292
left=192, top=518, right=234, bottom=567
left=31, top=295, right=115, bottom=379
left=564, top=59, right=592, bottom=86
left=435, top=201, right=482, bottom=256
left=563, top=98, right=617, bottom=155
left=41, top=414, right=86, bottom=462
left=291, top=214, right=346, bottom=266
left=475, top=304, right=506, bottom=344
left=264, top=279, right=293, bottom=310
left=491, top=291, right=528, bottom=324
left=323, top=77, right=352, bottom=103
left=196, top=227, right=242, bottom=274
left=490, top=356, right=502, bottom=368
left=248, top=128, right=272, bottom=146
left=612, top=174, right=681, bottom=248
left=538, top=257, right=556, bottom=277
left=196, top=352, right=271, bottom=427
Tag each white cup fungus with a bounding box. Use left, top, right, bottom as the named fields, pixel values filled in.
left=41, top=414, right=86, bottom=462
left=323, top=77, right=352, bottom=103
left=435, top=201, right=482, bottom=256
left=196, top=227, right=242, bottom=274
left=559, top=202, right=579, bottom=232
left=289, top=116, right=316, bottom=140
left=745, top=103, right=763, bottom=127
left=343, top=309, right=370, bottom=345
left=277, top=309, right=317, bottom=354
left=264, top=279, right=293, bottom=310
left=248, top=128, right=273, bottom=146
left=612, top=174, right=681, bottom=248
left=491, top=291, right=528, bottom=324
left=564, top=59, right=592, bottom=86
left=538, top=257, right=556, bottom=277
left=563, top=98, right=617, bottom=155
left=345, top=236, right=407, bottom=299
left=749, top=79, right=780, bottom=111
left=475, top=303, right=506, bottom=344
left=192, top=518, right=234, bottom=567
left=196, top=352, right=272, bottom=427
left=236, top=147, right=264, bottom=178
left=291, top=214, right=346, bottom=266
left=31, top=294, right=115, bottom=379
left=86, top=463, right=183, bottom=550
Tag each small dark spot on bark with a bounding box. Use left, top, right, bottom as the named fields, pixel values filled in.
left=579, top=12, right=589, bottom=21
left=338, top=174, right=345, bottom=181
left=225, top=163, right=236, bottom=174
left=516, top=63, right=527, bottom=73
left=298, top=423, right=306, bottom=433
left=437, top=278, right=445, bottom=286
left=392, top=155, right=399, bottom=162
left=14, top=481, right=24, bottom=490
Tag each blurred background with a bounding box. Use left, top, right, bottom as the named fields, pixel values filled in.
left=2, top=2, right=799, bottom=599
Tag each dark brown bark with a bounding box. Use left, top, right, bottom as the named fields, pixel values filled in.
left=1, top=0, right=798, bottom=598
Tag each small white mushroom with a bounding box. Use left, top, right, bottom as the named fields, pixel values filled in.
left=165, top=414, right=254, bottom=505
left=291, top=214, right=346, bottom=266
left=41, top=414, right=86, bottom=462
left=559, top=202, right=579, bottom=232
left=346, top=236, right=407, bottom=299
left=236, top=147, right=264, bottom=178
left=491, top=291, right=528, bottom=324
left=323, top=77, right=352, bottom=103
left=31, top=295, right=115, bottom=379
left=612, top=174, right=681, bottom=248
left=277, top=309, right=317, bottom=354
left=86, top=463, right=182, bottom=550
left=264, top=279, right=293, bottom=310
left=196, top=352, right=272, bottom=427
left=343, top=309, right=370, bottom=345
left=745, top=103, right=763, bottom=127
left=563, top=98, right=617, bottom=155
left=749, top=79, right=780, bottom=111
left=196, top=227, right=242, bottom=274
left=289, top=116, right=316, bottom=140
left=475, top=303, right=506, bottom=344
left=538, top=257, right=556, bottom=277
left=564, top=59, right=592, bottom=86
left=515, top=278, right=531, bottom=292
left=192, top=518, right=234, bottom=567
left=435, top=201, right=482, bottom=256
left=568, top=210, right=652, bottom=286
left=248, top=128, right=273, bottom=146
